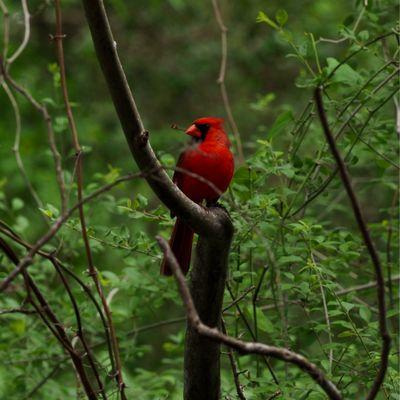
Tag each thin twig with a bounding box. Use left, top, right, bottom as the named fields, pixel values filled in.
left=315, top=87, right=391, bottom=400
left=336, top=274, right=400, bottom=296
left=5, top=73, right=67, bottom=214
left=222, top=319, right=246, bottom=400
left=211, top=0, right=244, bottom=164
left=157, top=235, right=342, bottom=400
left=53, top=2, right=127, bottom=396
left=7, top=0, right=30, bottom=64
left=21, top=362, right=65, bottom=400
left=52, top=260, right=107, bottom=399
left=0, top=172, right=143, bottom=292
left=0, top=237, right=98, bottom=400
left=1, top=80, right=44, bottom=210
left=0, top=307, right=36, bottom=315
left=0, top=221, right=117, bottom=373
left=0, top=0, right=10, bottom=60
left=226, top=283, right=279, bottom=385
left=222, top=285, right=255, bottom=312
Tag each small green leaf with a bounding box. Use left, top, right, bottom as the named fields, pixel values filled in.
left=10, top=319, right=26, bottom=335
left=341, top=302, right=355, bottom=312
left=39, top=208, right=53, bottom=218
left=11, top=198, right=24, bottom=211
left=256, top=11, right=279, bottom=30
left=325, top=58, right=362, bottom=85
left=268, top=110, right=294, bottom=139
left=275, top=9, right=288, bottom=27
left=359, top=306, right=371, bottom=322
left=278, top=255, right=303, bottom=265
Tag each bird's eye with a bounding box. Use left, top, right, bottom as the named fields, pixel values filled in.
left=195, top=123, right=210, bottom=137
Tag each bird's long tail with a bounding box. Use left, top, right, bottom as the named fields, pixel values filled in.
left=160, top=218, right=194, bottom=276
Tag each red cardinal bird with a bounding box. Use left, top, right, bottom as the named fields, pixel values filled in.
left=161, top=117, right=234, bottom=276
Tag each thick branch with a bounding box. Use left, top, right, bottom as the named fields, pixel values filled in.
left=157, top=236, right=342, bottom=400
left=182, top=207, right=234, bottom=399
left=80, top=0, right=219, bottom=236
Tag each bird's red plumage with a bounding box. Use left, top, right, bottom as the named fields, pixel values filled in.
left=161, top=117, right=234, bottom=276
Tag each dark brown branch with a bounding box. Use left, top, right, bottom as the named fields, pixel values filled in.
left=222, top=285, right=255, bottom=312
left=315, top=87, right=391, bottom=400
left=221, top=319, right=247, bottom=400
left=52, top=260, right=107, bottom=399
left=80, top=0, right=221, bottom=237
left=157, top=236, right=342, bottom=400
left=0, top=307, right=36, bottom=315
left=0, top=221, right=117, bottom=373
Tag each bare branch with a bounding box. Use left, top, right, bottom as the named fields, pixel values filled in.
left=315, top=87, right=391, bottom=400
left=7, top=0, right=30, bottom=64
left=80, top=0, right=221, bottom=236
left=0, top=237, right=98, bottom=399
left=221, top=319, right=247, bottom=400
left=211, top=0, right=244, bottom=164
left=157, top=236, right=342, bottom=400
left=0, top=0, right=10, bottom=59
left=53, top=1, right=126, bottom=395
left=222, top=285, right=255, bottom=312
left=0, top=307, right=36, bottom=315
left=337, top=274, right=400, bottom=296
left=4, top=73, right=67, bottom=214
left=1, top=80, right=44, bottom=210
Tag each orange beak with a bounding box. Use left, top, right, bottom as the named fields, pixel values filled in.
left=185, top=124, right=202, bottom=139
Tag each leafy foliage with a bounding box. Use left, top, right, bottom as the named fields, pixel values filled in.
left=0, top=0, right=398, bottom=399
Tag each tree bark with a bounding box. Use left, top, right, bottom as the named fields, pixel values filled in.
left=184, top=207, right=233, bottom=400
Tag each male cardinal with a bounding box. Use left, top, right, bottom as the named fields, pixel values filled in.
left=160, top=117, right=234, bottom=276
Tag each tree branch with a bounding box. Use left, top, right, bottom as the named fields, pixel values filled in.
left=211, top=0, right=244, bottom=164
left=314, top=86, right=391, bottom=400
left=80, top=0, right=222, bottom=236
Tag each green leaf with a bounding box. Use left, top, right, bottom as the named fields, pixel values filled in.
left=11, top=198, right=24, bottom=211
left=10, top=319, right=26, bottom=335
left=326, top=57, right=362, bottom=85
left=359, top=306, right=371, bottom=322
left=341, top=301, right=355, bottom=312
left=268, top=110, right=294, bottom=139
left=275, top=9, right=288, bottom=27
left=277, top=255, right=303, bottom=265
left=256, top=11, right=279, bottom=30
